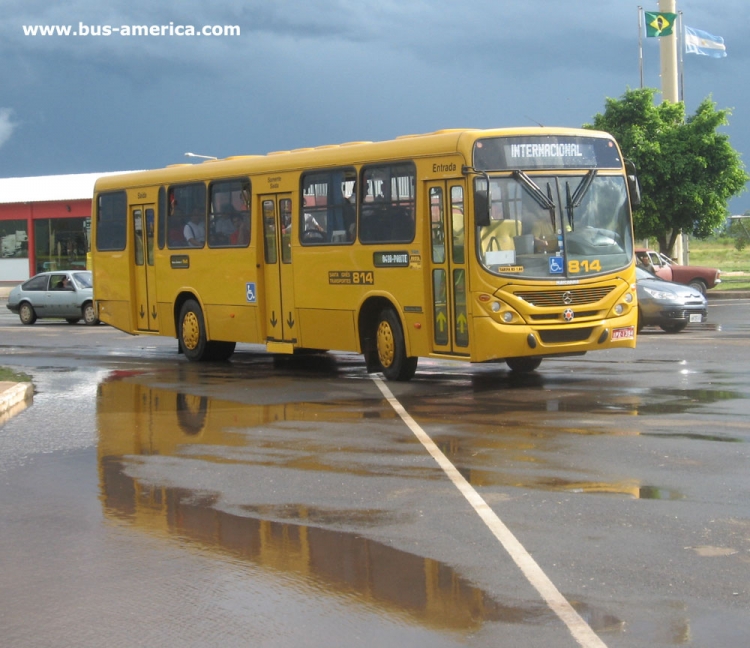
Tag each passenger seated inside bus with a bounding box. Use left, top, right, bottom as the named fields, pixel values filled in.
left=183, top=211, right=206, bottom=247
left=210, top=199, right=238, bottom=246
left=480, top=219, right=522, bottom=253
left=531, top=219, right=558, bottom=253
left=302, top=194, right=326, bottom=242
left=229, top=214, right=250, bottom=245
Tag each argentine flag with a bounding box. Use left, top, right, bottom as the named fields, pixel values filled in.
left=684, top=26, right=727, bottom=58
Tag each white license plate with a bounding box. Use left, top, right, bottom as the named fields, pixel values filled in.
left=689, top=313, right=703, bottom=323
left=612, top=326, right=635, bottom=340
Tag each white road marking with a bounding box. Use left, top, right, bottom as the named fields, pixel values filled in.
left=372, top=375, right=608, bottom=648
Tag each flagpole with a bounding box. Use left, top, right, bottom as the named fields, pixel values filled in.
left=678, top=11, right=684, bottom=101
left=659, top=0, right=679, bottom=103
left=638, top=6, right=644, bottom=88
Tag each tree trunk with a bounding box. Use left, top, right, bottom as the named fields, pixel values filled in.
left=658, top=229, right=681, bottom=258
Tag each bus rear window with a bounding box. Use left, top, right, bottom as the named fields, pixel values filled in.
left=96, top=191, right=127, bottom=251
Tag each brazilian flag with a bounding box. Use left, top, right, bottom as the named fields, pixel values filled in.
left=645, top=11, right=677, bottom=37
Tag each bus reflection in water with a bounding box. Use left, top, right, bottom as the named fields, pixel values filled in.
left=97, top=375, right=551, bottom=633
left=93, top=128, right=640, bottom=381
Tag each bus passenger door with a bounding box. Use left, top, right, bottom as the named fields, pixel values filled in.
left=427, top=180, right=469, bottom=356
left=131, top=204, right=159, bottom=332
left=260, top=194, right=296, bottom=349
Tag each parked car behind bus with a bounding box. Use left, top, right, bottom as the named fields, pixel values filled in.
left=635, top=248, right=720, bottom=295
left=6, top=270, right=99, bottom=325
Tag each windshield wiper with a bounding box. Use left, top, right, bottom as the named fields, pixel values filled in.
left=512, top=170, right=556, bottom=231
left=565, top=170, right=597, bottom=231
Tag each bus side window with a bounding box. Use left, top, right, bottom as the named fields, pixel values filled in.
left=168, top=183, right=206, bottom=249
left=158, top=187, right=167, bottom=250
left=96, top=191, right=127, bottom=252
left=300, top=168, right=356, bottom=245
left=360, top=164, right=415, bottom=244
left=208, top=178, right=251, bottom=248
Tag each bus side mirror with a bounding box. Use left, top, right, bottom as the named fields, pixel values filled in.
left=474, top=188, right=490, bottom=227
left=625, top=160, right=641, bottom=208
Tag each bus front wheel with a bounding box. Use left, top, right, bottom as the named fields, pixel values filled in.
left=179, top=299, right=208, bottom=361
left=506, top=356, right=542, bottom=373
left=375, top=308, right=417, bottom=381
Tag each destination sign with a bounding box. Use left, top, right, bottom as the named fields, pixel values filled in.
left=373, top=251, right=410, bottom=267
left=473, top=135, right=622, bottom=170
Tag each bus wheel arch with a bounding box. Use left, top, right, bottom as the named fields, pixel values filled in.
left=175, top=293, right=235, bottom=362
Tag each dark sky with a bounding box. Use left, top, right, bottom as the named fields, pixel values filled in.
left=1, top=0, right=748, bottom=213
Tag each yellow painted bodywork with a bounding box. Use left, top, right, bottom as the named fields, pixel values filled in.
left=92, top=127, right=637, bottom=366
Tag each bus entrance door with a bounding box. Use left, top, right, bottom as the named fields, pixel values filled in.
left=260, top=194, right=296, bottom=352
left=427, top=181, right=469, bottom=356
left=131, top=204, right=159, bottom=332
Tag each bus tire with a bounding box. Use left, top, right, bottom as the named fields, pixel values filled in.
left=505, top=356, right=542, bottom=373
left=179, top=299, right=208, bottom=361
left=206, top=341, right=236, bottom=361
left=375, top=308, right=417, bottom=381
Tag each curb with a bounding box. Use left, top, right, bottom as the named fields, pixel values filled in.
left=707, top=290, right=750, bottom=300
left=0, top=382, right=34, bottom=425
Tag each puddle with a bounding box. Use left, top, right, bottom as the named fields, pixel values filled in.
left=100, top=457, right=557, bottom=632
left=96, top=371, right=625, bottom=635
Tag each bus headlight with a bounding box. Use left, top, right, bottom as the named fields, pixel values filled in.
left=614, top=304, right=624, bottom=315
left=482, top=298, right=519, bottom=323
left=624, top=292, right=634, bottom=303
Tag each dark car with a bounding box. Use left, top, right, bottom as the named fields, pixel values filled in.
left=636, top=266, right=707, bottom=333
left=635, top=248, right=720, bottom=294
left=6, top=270, right=99, bottom=325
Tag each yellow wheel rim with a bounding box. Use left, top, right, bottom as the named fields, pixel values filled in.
left=182, top=311, right=200, bottom=350
left=376, top=320, right=395, bottom=368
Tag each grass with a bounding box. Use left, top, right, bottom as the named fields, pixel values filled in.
left=686, top=237, right=750, bottom=291
left=0, top=367, right=32, bottom=382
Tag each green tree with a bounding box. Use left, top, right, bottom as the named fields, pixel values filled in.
left=585, top=87, right=748, bottom=255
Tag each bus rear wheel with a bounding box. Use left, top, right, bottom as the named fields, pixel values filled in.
left=179, top=299, right=208, bottom=361
left=179, top=300, right=236, bottom=361
left=207, top=341, right=236, bottom=361
left=375, top=308, right=417, bottom=381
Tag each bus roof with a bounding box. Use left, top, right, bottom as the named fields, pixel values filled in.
left=94, top=126, right=614, bottom=192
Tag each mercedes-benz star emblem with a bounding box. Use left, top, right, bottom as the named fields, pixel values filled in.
left=563, top=308, right=575, bottom=322
left=562, top=291, right=573, bottom=305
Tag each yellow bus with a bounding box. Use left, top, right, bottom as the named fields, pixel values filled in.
left=92, top=127, right=640, bottom=381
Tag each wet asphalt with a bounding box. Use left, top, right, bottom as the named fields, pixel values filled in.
left=0, top=300, right=749, bottom=647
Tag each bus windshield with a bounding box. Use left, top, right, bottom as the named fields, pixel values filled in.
left=476, top=173, right=633, bottom=280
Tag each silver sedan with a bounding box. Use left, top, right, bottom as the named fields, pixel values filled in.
left=636, top=266, right=707, bottom=333
left=6, top=270, right=99, bottom=325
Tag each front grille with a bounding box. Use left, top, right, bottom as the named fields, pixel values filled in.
left=667, top=309, right=707, bottom=319
left=515, top=286, right=615, bottom=307
left=530, top=310, right=601, bottom=321
left=538, top=327, right=594, bottom=343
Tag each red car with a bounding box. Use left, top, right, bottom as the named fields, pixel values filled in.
left=635, top=249, right=721, bottom=295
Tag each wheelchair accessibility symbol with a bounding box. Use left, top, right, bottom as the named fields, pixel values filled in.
left=246, top=282, right=257, bottom=303
left=549, top=256, right=564, bottom=274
